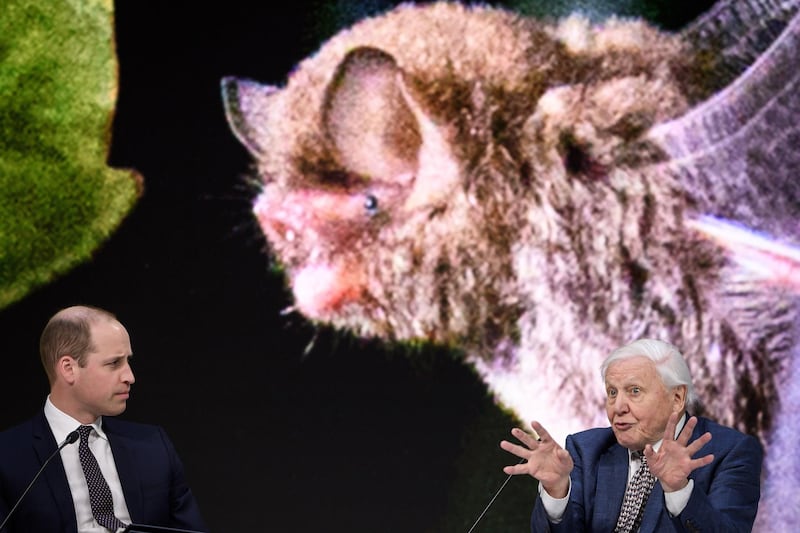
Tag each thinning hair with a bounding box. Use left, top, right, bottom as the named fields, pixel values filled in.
left=600, top=338, right=698, bottom=409
left=39, top=305, right=118, bottom=384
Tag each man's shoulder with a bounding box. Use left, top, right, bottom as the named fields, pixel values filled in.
left=103, top=417, right=164, bottom=437
left=567, top=426, right=617, bottom=450
left=0, top=413, right=41, bottom=444
left=694, top=415, right=761, bottom=450
left=0, top=416, right=44, bottom=464
left=572, top=426, right=615, bottom=440
left=0, top=417, right=34, bottom=435
left=564, top=426, right=622, bottom=466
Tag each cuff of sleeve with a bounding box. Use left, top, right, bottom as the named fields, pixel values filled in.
left=539, top=479, right=571, bottom=522
left=664, top=478, right=694, bottom=516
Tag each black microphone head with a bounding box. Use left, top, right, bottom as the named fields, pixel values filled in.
left=64, top=430, right=80, bottom=445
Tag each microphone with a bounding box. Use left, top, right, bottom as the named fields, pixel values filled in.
left=0, top=430, right=80, bottom=532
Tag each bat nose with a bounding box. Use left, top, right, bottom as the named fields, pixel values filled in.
left=253, top=190, right=305, bottom=244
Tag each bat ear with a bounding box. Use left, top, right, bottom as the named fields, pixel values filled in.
left=322, top=46, right=422, bottom=180
left=221, top=76, right=279, bottom=157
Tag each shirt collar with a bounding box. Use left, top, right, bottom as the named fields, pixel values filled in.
left=44, top=396, right=108, bottom=443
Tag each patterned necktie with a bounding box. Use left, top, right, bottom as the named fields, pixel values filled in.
left=614, top=451, right=657, bottom=533
left=77, top=425, right=128, bottom=532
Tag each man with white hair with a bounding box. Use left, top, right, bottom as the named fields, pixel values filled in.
left=502, top=338, right=762, bottom=532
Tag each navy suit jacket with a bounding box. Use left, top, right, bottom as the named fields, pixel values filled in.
left=0, top=410, right=207, bottom=533
left=531, top=416, right=762, bottom=532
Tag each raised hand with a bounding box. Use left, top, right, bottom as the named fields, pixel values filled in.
left=500, top=421, right=574, bottom=498
left=645, top=413, right=714, bottom=492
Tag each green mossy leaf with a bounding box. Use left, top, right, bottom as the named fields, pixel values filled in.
left=0, top=0, right=141, bottom=309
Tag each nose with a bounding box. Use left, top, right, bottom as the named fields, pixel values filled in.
left=611, top=395, right=629, bottom=415
left=123, top=364, right=135, bottom=385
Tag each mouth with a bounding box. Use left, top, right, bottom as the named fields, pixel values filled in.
left=291, top=261, right=365, bottom=319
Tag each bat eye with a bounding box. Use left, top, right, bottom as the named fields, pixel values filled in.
left=364, top=194, right=379, bottom=216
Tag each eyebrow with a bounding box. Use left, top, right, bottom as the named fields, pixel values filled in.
left=104, top=354, right=133, bottom=363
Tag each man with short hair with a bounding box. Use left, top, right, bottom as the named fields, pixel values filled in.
left=501, top=338, right=762, bottom=532
left=0, top=305, right=207, bottom=532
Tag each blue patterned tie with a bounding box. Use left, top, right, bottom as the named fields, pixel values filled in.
left=77, top=425, right=128, bottom=531
left=614, top=451, right=657, bottom=533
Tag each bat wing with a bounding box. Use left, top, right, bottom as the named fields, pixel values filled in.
left=688, top=215, right=800, bottom=291
left=681, top=0, right=800, bottom=96
left=648, top=0, right=800, bottom=248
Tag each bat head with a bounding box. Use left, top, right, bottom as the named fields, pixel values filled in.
left=221, top=3, right=701, bottom=353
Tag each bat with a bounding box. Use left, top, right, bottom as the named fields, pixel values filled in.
left=221, top=0, right=800, bottom=528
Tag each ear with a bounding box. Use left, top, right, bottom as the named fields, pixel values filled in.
left=323, top=47, right=462, bottom=209
left=221, top=76, right=279, bottom=157
left=57, top=355, right=78, bottom=385
left=672, top=384, right=687, bottom=413
left=322, top=46, right=422, bottom=180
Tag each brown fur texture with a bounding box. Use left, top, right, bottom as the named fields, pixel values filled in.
left=222, top=1, right=800, bottom=529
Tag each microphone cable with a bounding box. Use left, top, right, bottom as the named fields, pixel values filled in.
left=466, top=457, right=526, bottom=533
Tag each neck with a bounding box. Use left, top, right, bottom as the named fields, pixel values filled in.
left=48, top=390, right=97, bottom=425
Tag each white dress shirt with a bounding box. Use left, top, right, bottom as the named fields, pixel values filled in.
left=44, top=397, right=133, bottom=533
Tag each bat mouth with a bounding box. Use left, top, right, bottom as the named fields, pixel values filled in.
left=290, top=261, right=365, bottom=319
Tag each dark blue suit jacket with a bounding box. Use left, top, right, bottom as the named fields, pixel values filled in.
left=0, top=410, right=207, bottom=533
left=531, top=416, right=762, bottom=532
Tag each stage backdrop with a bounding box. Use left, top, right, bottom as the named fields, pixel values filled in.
left=2, top=1, right=797, bottom=532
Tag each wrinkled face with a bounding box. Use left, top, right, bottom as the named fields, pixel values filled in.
left=71, top=319, right=135, bottom=422
left=605, top=356, right=685, bottom=451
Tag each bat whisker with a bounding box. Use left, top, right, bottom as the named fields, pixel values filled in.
left=280, top=305, right=298, bottom=316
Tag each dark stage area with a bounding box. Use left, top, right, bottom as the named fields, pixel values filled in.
left=0, top=1, right=717, bottom=531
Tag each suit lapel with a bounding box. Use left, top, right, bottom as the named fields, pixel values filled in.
left=33, top=411, right=78, bottom=532
left=105, top=420, right=144, bottom=522
left=594, top=444, right=629, bottom=531
left=639, top=480, right=665, bottom=532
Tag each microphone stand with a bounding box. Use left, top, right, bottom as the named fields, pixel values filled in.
left=0, top=430, right=80, bottom=532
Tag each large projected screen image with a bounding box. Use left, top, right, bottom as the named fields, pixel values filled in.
left=1, top=1, right=798, bottom=531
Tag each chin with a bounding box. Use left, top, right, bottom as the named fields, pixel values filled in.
left=613, top=432, right=638, bottom=450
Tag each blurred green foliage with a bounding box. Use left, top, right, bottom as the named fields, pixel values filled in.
left=0, top=0, right=141, bottom=309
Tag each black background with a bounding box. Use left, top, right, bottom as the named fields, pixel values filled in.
left=0, top=1, right=715, bottom=531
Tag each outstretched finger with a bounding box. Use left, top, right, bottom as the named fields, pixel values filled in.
left=502, top=459, right=531, bottom=476
left=529, top=421, right=555, bottom=443
left=662, top=412, right=680, bottom=443
left=676, top=416, right=699, bottom=446
left=510, top=426, right=542, bottom=448
left=685, top=431, right=712, bottom=456
left=500, top=437, right=534, bottom=460
left=689, top=453, right=715, bottom=471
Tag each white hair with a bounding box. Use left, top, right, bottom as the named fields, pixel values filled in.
left=600, top=338, right=697, bottom=409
